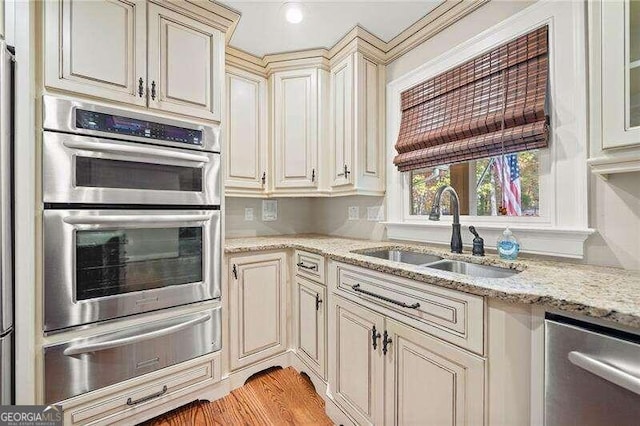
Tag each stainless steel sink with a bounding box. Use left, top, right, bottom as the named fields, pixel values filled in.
left=362, top=249, right=443, bottom=266
left=424, top=259, right=518, bottom=279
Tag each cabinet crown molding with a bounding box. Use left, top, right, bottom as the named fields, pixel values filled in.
left=224, top=0, right=488, bottom=77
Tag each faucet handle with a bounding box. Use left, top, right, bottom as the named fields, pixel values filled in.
left=469, top=226, right=485, bottom=256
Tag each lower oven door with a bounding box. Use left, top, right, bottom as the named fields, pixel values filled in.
left=44, top=304, right=221, bottom=404
left=44, top=209, right=220, bottom=332
left=43, top=131, right=220, bottom=206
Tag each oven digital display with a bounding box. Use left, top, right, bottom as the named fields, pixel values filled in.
left=75, top=109, right=203, bottom=146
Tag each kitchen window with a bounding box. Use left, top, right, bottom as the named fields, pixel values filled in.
left=410, top=150, right=541, bottom=217
left=385, top=1, right=591, bottom=258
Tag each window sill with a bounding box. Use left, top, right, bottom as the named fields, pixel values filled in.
left=384, top=221, right=594, bottom=259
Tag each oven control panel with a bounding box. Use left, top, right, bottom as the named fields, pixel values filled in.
left=75, top=109, right=203, bottom=146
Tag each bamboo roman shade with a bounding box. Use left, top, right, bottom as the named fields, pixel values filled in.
left=394, top=26, right=549, bottom=172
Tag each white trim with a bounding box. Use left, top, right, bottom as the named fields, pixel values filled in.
left=385, top=0, right=591, bottom=259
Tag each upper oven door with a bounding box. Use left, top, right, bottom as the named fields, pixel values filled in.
left=43, top=209, right=221, bottom=332
left=43, top=132, right=221, bottom=206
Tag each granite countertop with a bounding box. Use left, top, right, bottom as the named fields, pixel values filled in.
left=225, top=234, right=640, bottom=329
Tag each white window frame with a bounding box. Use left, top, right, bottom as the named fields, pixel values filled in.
left=385, top=1, right=593, bottom=259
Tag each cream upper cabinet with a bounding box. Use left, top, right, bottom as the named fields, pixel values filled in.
left=45, top=0, right=226, bottom=122
left=271, top=68, right=321, bottom=192
left=229, top=252, right=287, bottom=370
left=147, top=3, right=223, bottom=121
left=383, top=318, right=485, bottom=426
left=294, top=276, right=326, bottom=379
left=225, top=67, right=268, bottom=194
left=589, top=0, right=640, bottom=175
left=329, top=295, right=384, bottom=426
left=330, top=55, right=354, bottom=188
left=44, top=0, right=147, bottom=107
left=600, top=0, right=640, bottom=149
left=329, top=52, right=385, bottom=196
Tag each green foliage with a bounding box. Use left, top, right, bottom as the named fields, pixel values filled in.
left=410, top=151, right=540, bottom=217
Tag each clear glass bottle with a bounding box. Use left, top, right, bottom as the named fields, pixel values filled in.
left=497, top=227, right=520, bottom=260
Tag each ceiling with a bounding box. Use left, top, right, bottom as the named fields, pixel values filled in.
left=221, top=1, right=443, bottom=57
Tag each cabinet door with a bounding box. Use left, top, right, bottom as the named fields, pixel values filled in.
left=384, top=318, right=485, bottom=426
left=294, top=276, right=326, bottom=379
left=229, top=252, right=287, bottom=370
left=225, top=69, right=268, bottom=194
left=328, top=295, right=384, bottom=426
left=147, top=3, right=223, bottom=121
left=44, top=0, right=147, bottom=106
left=272, top=68, right=318, bottom=190
left=601, top=0, right=640, bottom=148
left=330, top=54, right=354, bottom=188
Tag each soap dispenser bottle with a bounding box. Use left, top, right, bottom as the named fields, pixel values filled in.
left=497, top=227, right=519, bottom=260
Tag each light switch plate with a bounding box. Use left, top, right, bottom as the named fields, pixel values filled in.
left=367, top=206, right=384, bottom=221
left=244, top=208, right=254, bottom=221
left=262, top=200, right=278, bottom=221
left=348, top=206, right=359, bottom=220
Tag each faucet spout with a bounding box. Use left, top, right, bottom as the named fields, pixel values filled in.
left=428, top=185, right=463, bottom=254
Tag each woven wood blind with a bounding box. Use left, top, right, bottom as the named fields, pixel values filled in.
left=394, top=26, right=549, bottom=172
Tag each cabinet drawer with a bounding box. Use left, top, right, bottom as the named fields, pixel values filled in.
left=295, top=250, right=325, bottom=283
left=333, top=262, right=485, bottom=355
left=63, top=352, right=220, bottom=426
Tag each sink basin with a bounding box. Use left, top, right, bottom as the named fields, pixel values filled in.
left=424, top=260, right=518, bottom=279
left=362, top=249, right=443, bottom=266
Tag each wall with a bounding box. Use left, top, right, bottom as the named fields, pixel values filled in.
left=312, top=196, right=386, bottom=241
left=225, top=197, right=316, bottom=238
left=585, top=173, right=640, bottom=270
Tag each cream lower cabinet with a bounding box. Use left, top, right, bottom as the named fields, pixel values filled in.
left=384, top=318, right=485, bottom=426
left=293, top=275, right=326, bottom=379
left=329, top=295, right=485, bottom=426
left=329, top=295, right=385, bottom=425
left=229, top=252, right=287, bottom=370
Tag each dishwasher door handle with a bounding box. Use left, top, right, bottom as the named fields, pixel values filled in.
left=568, top=351, right=640, bottom=396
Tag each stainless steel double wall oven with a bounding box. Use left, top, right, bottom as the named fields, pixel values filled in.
left=42, top=96, right=222, bottom=332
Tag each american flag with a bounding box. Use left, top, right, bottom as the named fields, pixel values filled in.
left=493, top=153, right=522, bottom=216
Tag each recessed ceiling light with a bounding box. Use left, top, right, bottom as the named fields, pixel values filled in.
left=284, top=3, right=303, bottom=24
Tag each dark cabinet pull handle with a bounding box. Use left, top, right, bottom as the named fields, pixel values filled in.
left=127, top=385, right=167, bottom=406
left=344, top=164, right=350, bottom=177
left=232, top=264, right=238, bottom=279
left=383, top=330, right=392, bottom=355
left=315, top=293, right=322, bottom=311
left=138, top=77, right=144, bottom=97
left=312, top=168, right=316, bottom=182
left=351, top=284, right=420, bottom=309
left=297, top=262, right=317, bottom=271
left=151, top=81, right=157, bottom=100
left=261, top=172, right=266, bottom=185
left=371, top=325, right=381, bottom=350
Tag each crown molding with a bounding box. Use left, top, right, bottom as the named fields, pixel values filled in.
left=153, top=0, right=241, bottom=40
left=223, top=0, right=491, bottom=76
left=384, top=0, right=489, bottom=62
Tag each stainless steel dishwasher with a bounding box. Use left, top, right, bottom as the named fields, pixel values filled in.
left=545, top=314, right=640, bottom=425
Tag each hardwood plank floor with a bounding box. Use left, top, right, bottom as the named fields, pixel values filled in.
left=143, top=367, right=334, bottom=425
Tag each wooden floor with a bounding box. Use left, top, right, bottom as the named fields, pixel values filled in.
left=143, top=367, right=334, bottom=425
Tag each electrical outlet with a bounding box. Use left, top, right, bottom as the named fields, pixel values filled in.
left=244, top=208, right=254, bottom=221
left=348, top=206, right=359, bottom=220
left=367, top=206, right=384, bottom=221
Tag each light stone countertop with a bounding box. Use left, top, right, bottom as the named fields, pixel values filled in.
left=225, top=234, right=640, bottom=329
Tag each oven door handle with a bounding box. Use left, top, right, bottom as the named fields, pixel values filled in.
left=63, top=214, right=212, bottom=226
left=63, top=139, right=210, bottom=164
left=63, top=313, right=211, bottom=356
